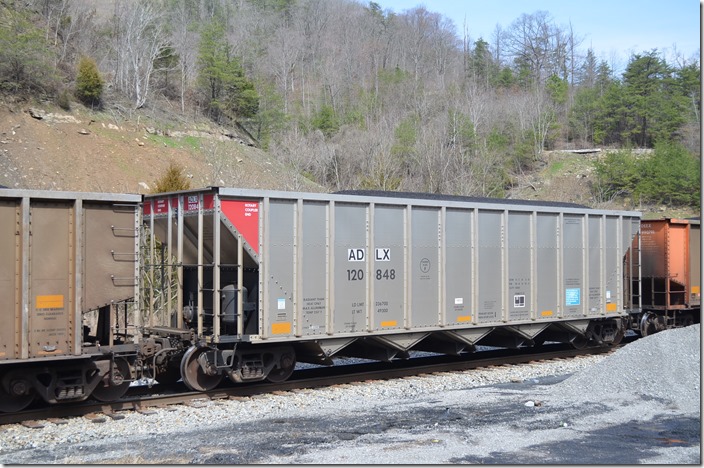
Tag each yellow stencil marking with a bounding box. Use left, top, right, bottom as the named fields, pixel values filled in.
left=692, top=286, right=700, bottom=294
left=541, top=310, right=553, bottom=317
left=456, top=315, right=472, bottom=322
left=380, top=320, right=397, bottom=327
left=36, top=295, right=64, bottom=309
left=271, top=322, right=291, bottom=335
left=606, top=303, right=617, bottom=312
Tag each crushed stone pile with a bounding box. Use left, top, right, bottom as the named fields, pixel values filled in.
left=551, top=324, right=700, bottom=412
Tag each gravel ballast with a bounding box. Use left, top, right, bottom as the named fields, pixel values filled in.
left=0, top=325, right=700, bottom=464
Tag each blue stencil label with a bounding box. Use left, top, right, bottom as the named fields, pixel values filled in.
left=565, top=288, right=581, bottom=306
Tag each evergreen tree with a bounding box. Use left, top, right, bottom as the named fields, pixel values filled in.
left=620, top=51, right=684, bottom=146
left=197, top=18, right=259, bottom=122
left=576, top=48, right=598, bottom=88
left=592, top=51, right=689, bottom=147
left=75, top=56, right=104, bottom=107
left=674, top=61, right=701, bottom=125
left=311, top=104, right=339, bottom=137
left=0, top=6, right=56, bottom=93
left=468, top=38, right=496, bottom=87
left=495, top=67, right=516, bottom=89
left=593, top=81, right=624, bottom=145
left=595, top=60, right=614, bottom=96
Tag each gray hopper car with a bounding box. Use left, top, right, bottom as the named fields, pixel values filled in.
left=142, top=187, right=641, bottom=391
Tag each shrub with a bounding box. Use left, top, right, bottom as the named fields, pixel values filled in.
left=151, top=162, right=192, bottom=193
left=593, top=142, right=700, bottom=208
left=75, top=56, right=103, bottom=107
left=637, top=141, right=700, bottom=206
left=56, top=89, right=71, bottom=110
left=311, top=105, right=339, bottom=137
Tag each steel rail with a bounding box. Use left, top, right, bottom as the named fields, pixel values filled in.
left=0, top=343, right=618, bottom=426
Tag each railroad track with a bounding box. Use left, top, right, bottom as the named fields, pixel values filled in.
left=0, top=342, right=621, bottom=427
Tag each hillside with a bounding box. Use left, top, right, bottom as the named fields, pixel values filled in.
left=0, top=100, right=323, bottom=194
left=0, top=100, right=698, bottom=220
left=507, top=150, right=699, bottom=219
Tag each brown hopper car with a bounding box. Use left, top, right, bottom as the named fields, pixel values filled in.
left=633, top=218, right=701, bottom=335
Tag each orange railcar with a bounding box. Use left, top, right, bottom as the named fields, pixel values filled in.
left=636, top=218, right=700, bottom=334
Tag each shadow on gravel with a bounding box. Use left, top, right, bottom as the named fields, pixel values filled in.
left=449, top=415, right=701, bottom=464
left=12, top=401, right=697, bottom=464
left=17, top=375, right=693, bottom=465
left=188, top=405, right=479, bottom=464
left=189, top=415, right=389, bottom=464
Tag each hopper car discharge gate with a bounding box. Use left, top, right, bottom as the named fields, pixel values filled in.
left=141, top=187, right=642, bottom=392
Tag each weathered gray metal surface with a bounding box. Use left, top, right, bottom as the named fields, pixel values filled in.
left=143, top=187, right=641, bottom=346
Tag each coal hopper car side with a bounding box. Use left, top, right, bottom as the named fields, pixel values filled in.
left=141, top=187, right=642, bottom=391
left=631, top=217, right=701, bottom=335
left=0, top=189, right=142, bottom=412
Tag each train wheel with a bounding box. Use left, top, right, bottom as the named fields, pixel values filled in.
left=640, top=313, right=658, bottom=337
left=266, top=347, right=296, bottom=383
left=569, top=334, right=588, bottom=350
left=608, top=328, right=625, bottom=346
left=180, top=347, right=222, bottom=392
left=0, top=379, right=34, bottom=413
left=92, top=357, right=131, bottom=402
left=682, top=314, right=694, bottom=327
left=155, top=365, right=182, bottom=385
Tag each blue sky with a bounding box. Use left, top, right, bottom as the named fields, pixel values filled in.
left=373, top=0, right=700, bottom=67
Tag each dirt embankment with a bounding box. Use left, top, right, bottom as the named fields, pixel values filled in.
left=0, top=102, right=321, bottom=194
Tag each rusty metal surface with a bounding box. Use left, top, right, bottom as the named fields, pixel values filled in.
left=83, top=203, right=138, bottom=311
left=689, top=223, right=701, bottom=307
left=0, top=201, right=19, bottom=360
left=0, top=190, right=141, bottom=364
left=640, top=218, right=701, bottom=310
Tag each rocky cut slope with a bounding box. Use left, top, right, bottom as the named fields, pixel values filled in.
left=0, top=102, right=322, bottom=195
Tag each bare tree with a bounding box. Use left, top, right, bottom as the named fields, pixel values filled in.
left=504, top=11, right=573, bottom=85
left=167, top=0, right=200, bottom=112
left=265, top=18, right=304, bottom=113
left=111, top=0, right=170, bottom=108
left=491, top=24, right=504, bottom=65
left=566, top=21, right=585, bottom=88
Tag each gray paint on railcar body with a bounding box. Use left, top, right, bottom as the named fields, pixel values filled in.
left=143, top=187, right=641, bottom=346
